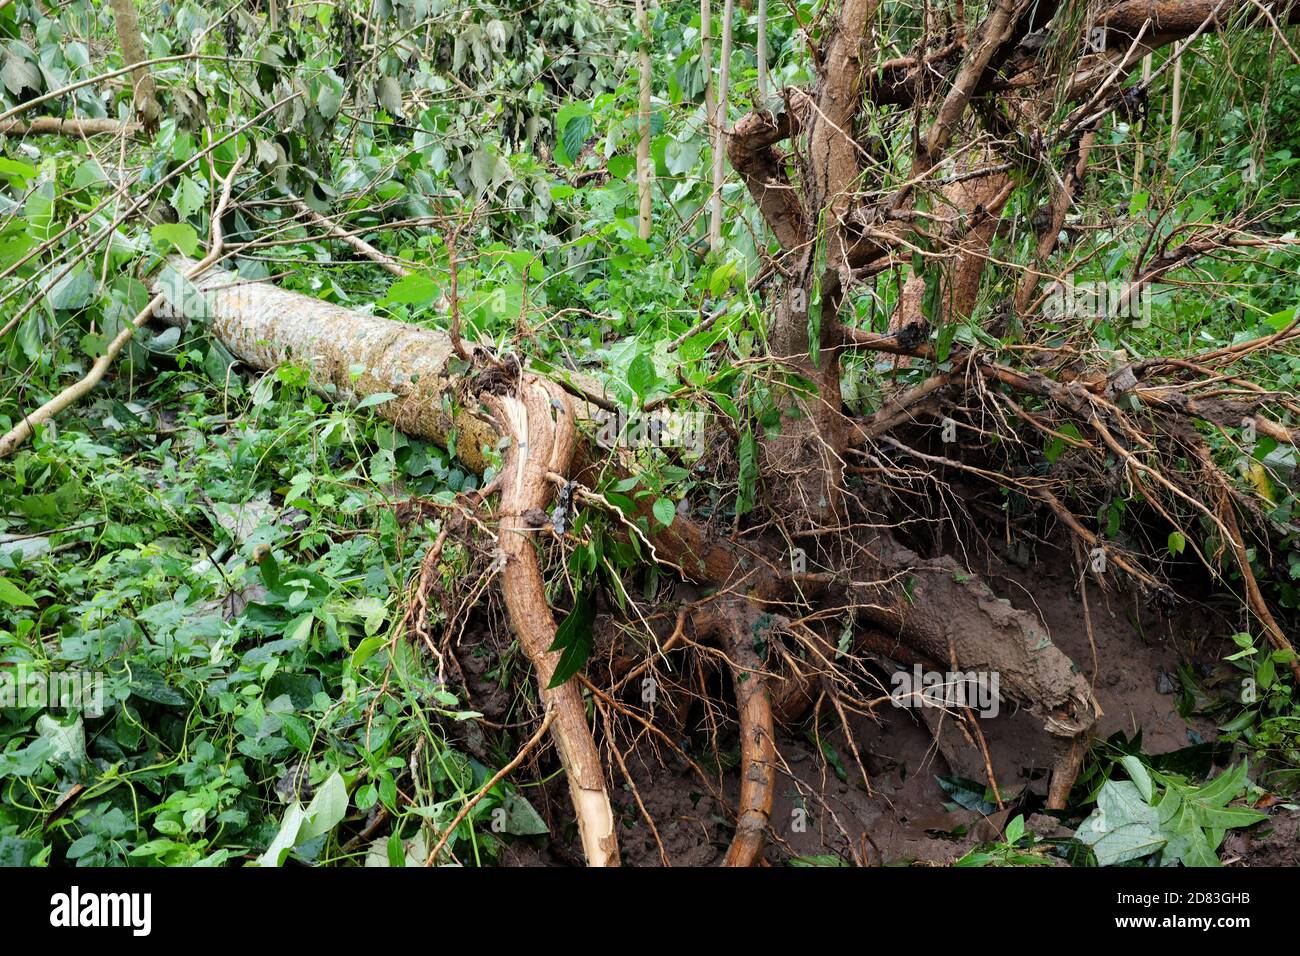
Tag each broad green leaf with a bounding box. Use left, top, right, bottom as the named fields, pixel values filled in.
left=736, top=428, right=758, bottom=516
left=356, top=391, right=398, bottom=410
left=71, top=160, right=107, bottom=190
left=1081, top=820, right=1167, bottom=866
left=152, top=222, right=201, bottom=256
left=1, top=55, right=41, bottom=96
left=256, top=803, right=307, bottom=867
left=0, top=156, right=36, bottom=185
left=0, top=576, right=37, bottom=607
left=46, top=266, right=98, bottom=311
left=1121, top=755, right=1154, bottom=802
left=317, top=70, right=345, bottom=119
left=24, top=179, right=54, bottom=241
left=383, top=272, right=440, bottom=306
left=36, top=714, right=85, bottom=764
left=652, top=497, right=676, bottom=528
left=554, top=102, right=591, bottom=165
left=501, top=790, right=549, bottom=835
left=376, top=75, right=403, bottom=115
left=663, top=138, right=700, bottom=175
left=626, top=352, right=657, bottom=402
left=169, top=175, right=208, bottom=221
left=607, top=154, right=635, bottom=179
left=1166, top=531, right=1186, bottom=557
left=562, top=117, right=590, bottom=162
left=1076, top=780, right=1166, bottom=865
left=300, top=772, right=349, bottom=841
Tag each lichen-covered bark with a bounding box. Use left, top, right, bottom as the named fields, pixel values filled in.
left=153, top=258, right=499, bottom=472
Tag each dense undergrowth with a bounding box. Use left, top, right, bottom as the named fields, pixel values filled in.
left=1, top=0, right=1299, bottom=866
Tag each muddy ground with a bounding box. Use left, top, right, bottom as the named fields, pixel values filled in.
left=462, top=541, right=1295, bottom=867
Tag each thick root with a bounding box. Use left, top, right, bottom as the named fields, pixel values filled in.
left=487, top=376, right=620, bottom=867
left=1046, top=734, right=1089, bottom=810
left=709, top=604, right=778, bottom=867
left=854, top=536, right=1102, bottom=739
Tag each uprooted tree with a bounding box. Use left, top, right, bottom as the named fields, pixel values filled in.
left=5, top=0, right=1300, bottom=866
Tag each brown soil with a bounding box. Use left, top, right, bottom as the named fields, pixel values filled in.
left=1223, top=809, right=1300, bottom=866
left=469, top=541, right=1279, bottom=866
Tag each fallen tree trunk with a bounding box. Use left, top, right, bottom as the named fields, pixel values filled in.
left=0, top=118, right=139, bottom=136
left=153, top=258, right=502, bottom=472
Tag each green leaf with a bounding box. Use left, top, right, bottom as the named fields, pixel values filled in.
left=607, top=154, right=635, bottom=179
left=553, top=103, right=589, bottom=162
left=0, top=157, right=36, bottom=185
left=151, top=222, right=201, bottom=256
left=1, top=55, right=41, bottom=96
left=652, top=497, right=676, bottom=528
left=129, top=667, right=188, bottom=706
left=736, top=428, right=758, bottom=516
left=157, top=264, right=213, bottom=320
left=24, top=180, right=54, bottom=241
left=300, top=772, right=349, bottom=841
left=46, top=266, right=98, bottom=311
left=626, top=351, right=658, bottom=402
left=935, top=322, right=958, bottom=362
left=680, top=328, right=720, bottom=363
left=317, top=70, right=345, bottom=119
left=382, top=272, right=440, bottom=307
left=1121, top=755, right=1154, bottom=802
left=0, top=237, right=31, bottom=274
left=0, top=577, right=37, bottom=608
left=0, top=739, right=53, bottom=780
left=36, top=714, right=85, bottom=763
left=386, top=832, right=405, bottom=867
left=709, top=262, right=737, bottom=297
left=500, top=789, right=549, bottom=835
left=256, top=803, right=307, bottom=867
left=546, top=590, right=595, bottom=688
left=169, top=175, right=208, bottom=221
left=1265, top=306, right=1297, bottom=332
left=376, top=75, right=403, bottom=115
left=71, top=160, right=108, bottom=190
left=1082, top=820, right=1167, bottom=866
left=63, top=40, right=90, bottom=70
left=1076, top=780, right=1166, bottom=865
left=1167, top=531, right=1186, bottom=557
left=356, top=392, right=398, bottom=410
left=663, top=138, right=700, bottom=175
left=936, top=775, right=1000, bottom=815
left=563, top=115, right=591, bottom=162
